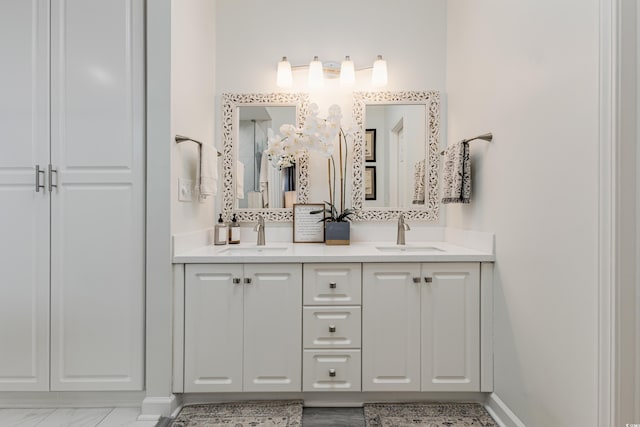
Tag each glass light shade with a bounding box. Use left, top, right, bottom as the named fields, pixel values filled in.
left=308, top=56, right=324, bottom=88
left=371, top=55, right=388, bottom=87
left=340, top=56, right=355, bottom=86
left=276, top=56, right=292, bottom=88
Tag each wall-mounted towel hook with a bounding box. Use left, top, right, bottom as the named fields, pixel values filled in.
left=440, top=132, right=492, bottom=155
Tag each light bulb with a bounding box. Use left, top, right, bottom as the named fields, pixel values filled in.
left=308, top=56, right=324, bottom=88
left=276, top=56, right=292, bottom=88
left=371, top=55, right=388, bottom=87
left=340, top=56, right=355, bottom=86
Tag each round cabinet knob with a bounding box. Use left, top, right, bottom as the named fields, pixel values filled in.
left=233, top=278, right=241, bottom=284
left=329, top=282, right=337, bottom=289
left=328, top=369, right=336, bottom=377
left=328, top=325, right=336, bottom=333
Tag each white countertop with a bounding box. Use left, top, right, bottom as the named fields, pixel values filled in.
left=173, top=241, right=495, bottom=264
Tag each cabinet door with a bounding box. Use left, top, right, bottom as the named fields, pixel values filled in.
left=49, top=0, right=145, bottom=391
left=184, top=264, right=243, bottom=392
left=421, top=263, right=480, bottom=391
left=362, top=263, right=421, bottom=391
left=243, top=264, right=302, bottom=391
left=0, top=0, right=50, bottom=391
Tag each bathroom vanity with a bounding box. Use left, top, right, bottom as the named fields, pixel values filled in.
left=172, top=240, right=495, bottom=400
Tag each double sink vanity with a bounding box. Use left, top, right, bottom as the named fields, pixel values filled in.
left=172, top=236, right=495, bottom=399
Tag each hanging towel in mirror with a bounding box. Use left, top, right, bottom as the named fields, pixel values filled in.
left=442, top=141, right=471, bottom=204
left=236, top=161, right=245, bottom=199
left=199, top=144, right=218, bottom=199
left=259, top=150, right=269, bottom=208
left=412, top=159, right=426, bottom=204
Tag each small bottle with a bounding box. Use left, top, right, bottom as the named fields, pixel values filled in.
left=228, top=213, right=241, bottom=244
left=214, top=214, right=228, bottom=246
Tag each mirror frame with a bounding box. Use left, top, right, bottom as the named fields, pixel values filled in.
left=222, top=92, right=310, bottom=222
left=352, top=91, right=441, bottom=221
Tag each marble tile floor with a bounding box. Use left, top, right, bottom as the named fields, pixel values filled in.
left=0, top=407, right=157, bottom=427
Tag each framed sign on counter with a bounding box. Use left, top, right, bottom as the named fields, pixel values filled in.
left=293, top=203, right=325, bottom=243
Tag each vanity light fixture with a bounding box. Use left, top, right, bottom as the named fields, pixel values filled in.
left=308, top=56, right=324, bottom=88
left=276, top=56, right=293, bottom=88
left=340, top=56, right=356, bottom=86
left=276, top=55, right=388, bottom=88
left=371, top=55, right=388, bottom=87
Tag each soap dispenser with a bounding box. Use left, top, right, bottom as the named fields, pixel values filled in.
left=228, top=213, right=241, bottom=244
left=214, top=214, right=228, bottom=245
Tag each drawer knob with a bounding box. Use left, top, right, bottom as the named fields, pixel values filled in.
left=244, top=277, right=252, bottom=284
left=329, top=282, right=337, bottom=289
left=233, top=278, right=241, bottom=284
left=328, top=325, right=336, bottom=333
left=424, top=277, right=433, bottom=283
left=412, top=277, right=421, bottom=283
left=329, top=368, right=336, bottom=377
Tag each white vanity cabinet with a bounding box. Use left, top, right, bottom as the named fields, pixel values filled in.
left=362, top=263, right=480, bottom=392
left=184, top=264, right=302, bottom=393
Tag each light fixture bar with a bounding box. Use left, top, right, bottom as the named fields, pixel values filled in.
left=276, top=55, right=389, bottom=87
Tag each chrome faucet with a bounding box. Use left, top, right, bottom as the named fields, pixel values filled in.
left=254, top=215, right=266, bottom=246
left=397, top=213, right=410, bottom=245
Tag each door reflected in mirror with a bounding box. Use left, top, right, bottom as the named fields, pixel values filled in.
left=236, top=105, right=297, bottom=210
left=364, top=104, right=426, bottom=208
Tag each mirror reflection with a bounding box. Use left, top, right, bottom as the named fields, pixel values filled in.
left=236, top=106, right=297, bottom=209
left=352, top=90, right=440, bottom=221
left=364, top=104, right=426, bottom=208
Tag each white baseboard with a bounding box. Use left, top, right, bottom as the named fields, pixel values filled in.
left=484, top=393, right=526, bottom=427
left=139, top=395, right=180, bottom=421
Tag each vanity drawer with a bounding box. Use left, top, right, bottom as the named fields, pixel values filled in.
left=303, top=263, right=361, bottom=305
left=303, top=350, right=361, bottom=392
left=303, top=306, right=361, bottom=348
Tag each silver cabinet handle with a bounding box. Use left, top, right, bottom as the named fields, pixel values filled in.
left=413, top=277, right=421, bottom=283
left=35, top=165, right=45, bottom=192
left=48, top=164, right=57, bottom=192
left=424, top=277, right=433, bottom=283
left=328, top=325, right=336, bottom=333
left=329, top=282, right=337, bottom=289
left=329, top=368, right=336, bottom=377
left=233, top=278, right=241, bottom=284
left=244, top=277, right=252, bottom=284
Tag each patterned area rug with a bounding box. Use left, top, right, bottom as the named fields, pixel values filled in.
left=171, top=400, right=303, bottom=427
left=364, top=402, right=498, bottom=427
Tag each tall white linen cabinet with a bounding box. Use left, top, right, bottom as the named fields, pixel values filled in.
left=0, top=0, right=145, bottom=391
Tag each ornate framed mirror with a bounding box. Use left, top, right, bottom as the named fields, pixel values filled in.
left=222, top=93, right=310, bottom=222
left=352, top=91, right=441, bottom=221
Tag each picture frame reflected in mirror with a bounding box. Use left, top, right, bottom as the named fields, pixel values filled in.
left=365, top=129, right=376, bottom=162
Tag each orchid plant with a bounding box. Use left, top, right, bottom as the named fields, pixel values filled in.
left=266, top=103, right=354, bottom=222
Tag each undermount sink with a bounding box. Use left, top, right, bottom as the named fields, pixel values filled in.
left=375, top=245, right=445, bottom=253
left=218, top=246, right=289, bottom=256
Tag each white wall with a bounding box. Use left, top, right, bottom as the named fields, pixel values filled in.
left=215, top=0, right=447, bottom=228
left=446, top=1, right=599, bottom=426
left=171, top=0, right=217, bottom=234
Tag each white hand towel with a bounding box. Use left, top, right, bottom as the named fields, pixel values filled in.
left=236, top=161, right=245, bottom=200
left=441, top=141, right=471, bottom=204
left=199, top=144, right=218, bottom=198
